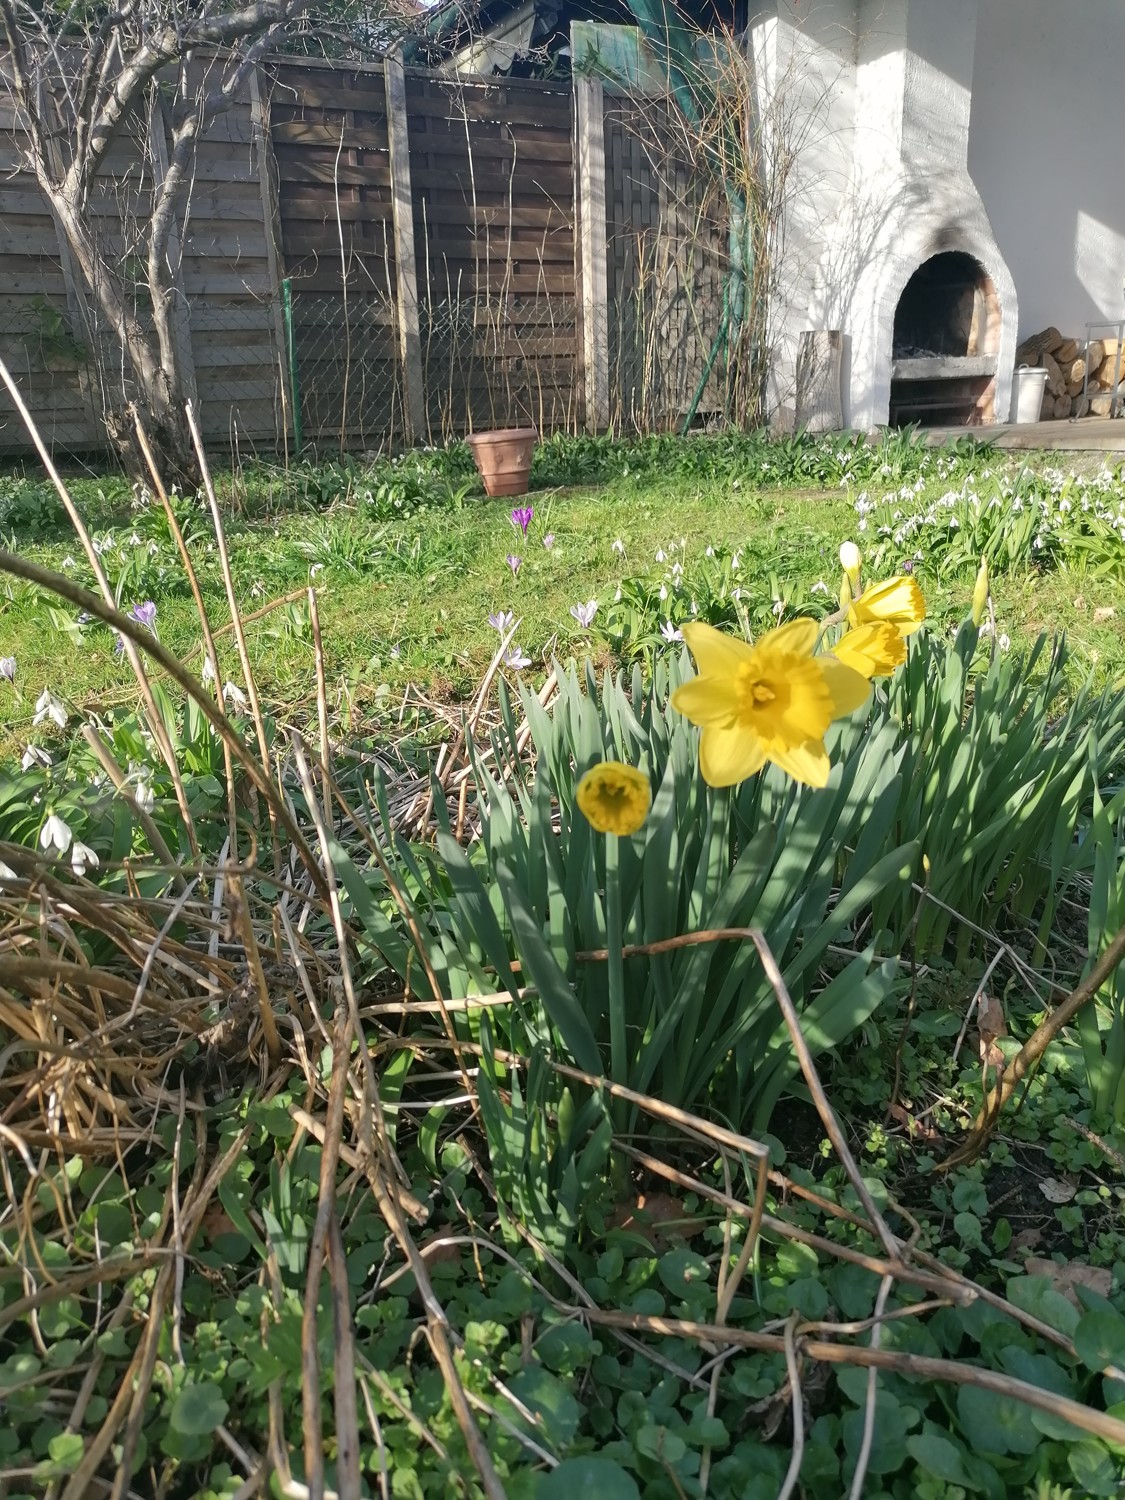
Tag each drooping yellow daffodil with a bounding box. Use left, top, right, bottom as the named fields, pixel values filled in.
left=831, top=622, right=908, bottom=679
left=576, top=761, right=651, bottom=836
left=847, top=576, right=926, bottom=636
left=671, top=619, right=870, bottom=789
left=971, top=558, right=990, bottom=627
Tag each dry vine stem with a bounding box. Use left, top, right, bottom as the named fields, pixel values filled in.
left=288, top=738, right=505, bottom=1500
left=946, top=916, right=1125, bottom=1166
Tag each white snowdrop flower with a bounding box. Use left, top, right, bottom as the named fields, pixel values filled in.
left=309, top=563, right=324, bottom=578
left=39, top=812, right=73, bottom=855
left=731, top=587, right=742, bottom=603
left=223, top=682, right=248, bottom=708
left=129, top=531, right=141, bottom=546
left=135, top=779, right=155, bottom=813
left=0, top=861, right=16, bottom=882
left=998, top=633, right=1011, bottom=652
left=811, top=581, right=830, bottom=595
left=201, top=658, right=215, bottom=684
left=612, top=538, right=625, bottom=555
left=70, top=841, right=99, bottom=877
left=62, top=555, right=76, bottom=570
left=654, top=548, right=667, bottom=563
left=21, top=745, right=50, bottom=771
left=705, top=546, right=715, bottom=558
left=33, top=690, right=67, bottom=729
left=659, top=584, right=668, bottom=601
left=614, top=588, right=622, bottom=602
left=772, top=599, right=784, bottom=618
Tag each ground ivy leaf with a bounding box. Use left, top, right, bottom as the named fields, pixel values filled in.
left=1068, top=1441, right=1118, bottom=1496
left=169, top=1382, right=228, bottom=1437
left=906, top=1427, right=978, bottom=1490
left=504, top=1366, right=581, bottom=1450
left=635, top=1424, right=687, bottom=1464
left=657, top=1248, right=710, bottom=1296
left=955, top=1385, right=1039, bottom=1456
left=538, top=1457, right=640, bottom=1499
left=1004, top=1275, right=1080, bottom=1337
left=1075, top=1309, right=1125, bottom=1373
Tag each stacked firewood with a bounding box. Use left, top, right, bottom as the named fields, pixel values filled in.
left=1015, top=327, right=1125, bottom=420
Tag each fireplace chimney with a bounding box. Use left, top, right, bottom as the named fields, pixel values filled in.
left=760, top=0, right=1018, bottom=430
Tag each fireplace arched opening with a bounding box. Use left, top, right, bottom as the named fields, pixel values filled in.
left=889, top=251, right=1001, bottom=426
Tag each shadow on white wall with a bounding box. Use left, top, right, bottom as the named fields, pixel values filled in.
left=1075, top=212, right=1125, bottom=322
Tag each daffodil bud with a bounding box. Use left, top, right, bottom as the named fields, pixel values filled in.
left=971, top=558, right=990, bottom=627
left=839, top=540, right=862, bottom=586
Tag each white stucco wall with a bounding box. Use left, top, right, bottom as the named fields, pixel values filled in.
left=969, top=0, right=1125, bottom=338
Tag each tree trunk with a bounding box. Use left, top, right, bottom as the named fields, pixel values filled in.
left=36, top=171, right=201, bottom=486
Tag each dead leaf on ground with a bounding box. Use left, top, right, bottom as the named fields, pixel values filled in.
left=1094, top=606, right=1117, bottom=623
left=1025, top=1257, right=1111, bottom=1306
left=1039, top=1177, right=1077, bottom=1204
left=887, top=1102, right=942, bottom=1142
left=607, top=1192, right=707, bottom=1247
left=1010, top=1227, right=1043, bottom=1253
left=977, top=994, right=1007, bottom=1069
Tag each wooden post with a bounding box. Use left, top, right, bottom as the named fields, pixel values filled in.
left=249, top=66, right=293, bottom=452
left=147, top=92, right=199, bottom=412
left=384, top=49, right=425, bottom=446
left=575, top=75, right=609, bottom=433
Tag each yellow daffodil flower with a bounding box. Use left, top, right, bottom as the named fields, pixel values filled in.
left=847, top=576, right=926, bottom=636
left=971, top=558, right=990, bottom=627
left=576, top=761, right=651, bottom=836
left=671, top=619, right=870, bottom=789
left=831, top=622, right=908, bottom=679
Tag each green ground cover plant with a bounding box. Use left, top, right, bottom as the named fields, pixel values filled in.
left=5, top=430, right=1125, bottom=1498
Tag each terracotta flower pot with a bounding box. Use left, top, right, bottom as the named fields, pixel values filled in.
left=466, top=427, right=537, bottom=498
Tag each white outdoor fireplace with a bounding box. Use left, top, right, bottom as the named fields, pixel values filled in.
left=755, top=0, right=1018, bottom=431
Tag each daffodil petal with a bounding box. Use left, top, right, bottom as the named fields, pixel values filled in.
left=762, top=617, right=819, bottom=657
left=670, top=675, right=740, bottom=728
left=680, top=621, right=755, bottom=676
left=819, top=657, right=873, bottom=718
left=768, top=738, right=831, bottom=788
left=848, top=576, right=926, bottom=635
left=831, top=623, right=906, bottom=679
left=698, top=727, right=768, bottom=788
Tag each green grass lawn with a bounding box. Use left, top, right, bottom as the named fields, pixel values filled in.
left=3, top=439, right=1125, bottom=759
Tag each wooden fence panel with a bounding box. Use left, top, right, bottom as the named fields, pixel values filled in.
left=404, top=72, right=580, bottom=440
left=0, top=53, right=724, bottom=459
left=270, top=59, right=404, bottom=449
left=603, top=96, right=726, bottom=432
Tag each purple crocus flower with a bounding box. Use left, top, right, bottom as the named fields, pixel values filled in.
left=488, top=610, right=515, bottom=633
left=129, top=601, right=157, bottom=629
left=569, top=600, right=598, bottom=629
left=511, top=506, right=533, bottom=537
left=660, top=621, right=683, bottom=643
left=503, top=645, right=532, bottom=669
left=506, top=554, right=522, bottom=578
left=0, top=656, right=14, bottom=683
left=542, top=534, right=555, bottom=551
